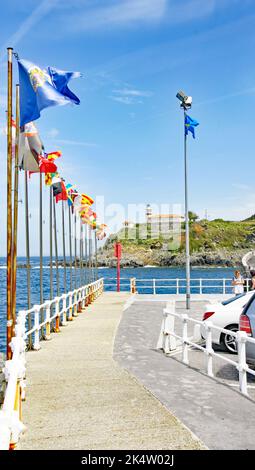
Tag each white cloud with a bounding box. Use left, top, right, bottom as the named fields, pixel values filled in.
left=232, top=183, right=251, bottom=191
left=54, top=139, right=98, bottom=147
left=47, top=127, right=59, bottom=138
left=0, top=0, right=59, bottom=62
left=113, top=88, right=153, bottom=98
left=110, top=87, right=153, bottom=105
left=110, top=95, right=142, bottom=105
left=64, top=0, right=167, bottom=32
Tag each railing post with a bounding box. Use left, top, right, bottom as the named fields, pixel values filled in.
left=246, top=278, right=249, bottom=293
left=77, top=288, right=82, bottom=313
left=85, top=286, right=89, bottom=307
left=73, top=290, right=78, bottom=316
left=237, top=331, right=248, bottom=395
left=181, top=314, right=189, bottom=365
left=199, top=278, right=202, bottom=295
left=130, top=277, right=136, bottom=294
left=33, top=306, right=41, bottom=350
left=45, top=302, right=51, bottom=340
left=223, top=279, right=226, bottom=294
left=176, top=278, right=179, bottom=295
left=153, top=279, right=156, bottom=295
left=62, top=294, right=68, bottom=325
left=68, top=292, right=73, bottom=321
left=88, top=285, right=92, bottom=305
left=91, top=284, right=95, bottom=303
left=81, top=287, right=86, bottom=308
left=54, top=298, right=61, bottom=333
left=205, top=321, right=214, bottom=377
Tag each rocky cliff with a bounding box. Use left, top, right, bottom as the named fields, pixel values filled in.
left=97, top=219, right=255, bottom=268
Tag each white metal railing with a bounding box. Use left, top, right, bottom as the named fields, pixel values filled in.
left=157, top=301, right=255, bottom=398
left=0, top=278, right=104, bottom=450
left=104, top=277, right=251, bottom=294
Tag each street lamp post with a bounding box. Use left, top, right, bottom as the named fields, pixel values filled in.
left=176, top=91, right=192, bottom=310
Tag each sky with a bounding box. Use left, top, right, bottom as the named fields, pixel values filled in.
left=0, top=0, right=255, bottom=256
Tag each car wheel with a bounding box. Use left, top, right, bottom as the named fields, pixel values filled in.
left=220, top=325, right=239, bottom=354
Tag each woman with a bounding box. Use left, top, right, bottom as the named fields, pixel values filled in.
left=232, top=270, right=244, bottom=296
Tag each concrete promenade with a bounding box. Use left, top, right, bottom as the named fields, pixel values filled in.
left=20, top=293, right=205, bottom=450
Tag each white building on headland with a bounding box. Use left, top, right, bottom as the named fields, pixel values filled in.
left=146, top=204, right=183, bottom=235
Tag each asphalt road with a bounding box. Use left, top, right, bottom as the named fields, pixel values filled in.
left=114, top=296, right=255, bottom=449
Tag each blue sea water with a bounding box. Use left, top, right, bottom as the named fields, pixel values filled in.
left=0, top=256, right=238, bottom=353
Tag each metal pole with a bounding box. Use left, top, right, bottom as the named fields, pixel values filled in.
left=89, top=225, right=92, bottom=283
left=39, top=173, right=43, bottom=334
left=53, top=197, right=60, bottom=297
left=94, top=231, right=98, bottom=281
left=25, top=171, right=32, bottom=347
left=81, top=223, right=85, bottom=285
left=84, top=223, right=88, bottom=285
left=68, top=206, right=73, bottom=291
left=49, top=186, right=53, bottom=301
left=62, top=199, right=67, bottom=293
left=11, top=84, right=20, bottom=337
left=74, top=213, right=77, bottom=289
left=117, top=257, right=120, bottom=292
left=79, top=218, right=82, bottom=287
left=184, top=109, right=191, bottom=310
left=6, top=47, right=13, bottom=359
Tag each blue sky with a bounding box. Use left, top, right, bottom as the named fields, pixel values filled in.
left=0, top=0, right=255, bottom=255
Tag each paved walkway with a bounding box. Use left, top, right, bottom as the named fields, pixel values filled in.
left=20, top=293, right=205, bottom=450
left=114, top=296, right=255, bottom=450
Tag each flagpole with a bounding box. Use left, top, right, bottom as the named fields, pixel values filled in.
left=79, top=219, right=82, bottom=287
left=49, top=186, right=53, bottom=301
left=94, top=231, right=98, bottom=281
left=69, top=206, right=73, bottom=291
left=184, top=109, right=191, bottom=310
left=53, top=197, right=60, bottom=297
left=39, top=172, right=44, bottom=334
left=89, top=225, right=93, bottom=283
left=82, top=224, right=85, bottom=285
left=11, top=83, right=20, bottom=337
left=6, top=47, right=13, bottom=359
left=74, top=213, right=77, bottom=289
left=25, top=171, right=32, bottom=347
left=84, top=223, right=88, bottom=285
left=62, top=199, right=67, bottom=293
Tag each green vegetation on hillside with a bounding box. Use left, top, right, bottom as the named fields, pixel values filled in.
left=106, top=218, right=255, bottom=253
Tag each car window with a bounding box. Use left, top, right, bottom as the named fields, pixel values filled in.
left=221, top=293, right=246, bottom=306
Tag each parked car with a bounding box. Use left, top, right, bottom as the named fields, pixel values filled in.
left=201, top=291, right=255, bottom=353
left=239, top=292, right=255, bottom=363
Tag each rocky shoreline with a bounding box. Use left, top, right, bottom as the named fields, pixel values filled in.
left=96, top=248, right=247, bottom=269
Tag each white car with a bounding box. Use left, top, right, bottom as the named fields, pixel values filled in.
left=201, top=291, right=255, bottom=353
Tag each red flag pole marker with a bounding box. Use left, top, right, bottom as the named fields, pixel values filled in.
left=114, top=242, right=122, bottom=293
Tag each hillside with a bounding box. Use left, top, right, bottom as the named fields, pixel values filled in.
left=97, top=218, right=255, bottom=268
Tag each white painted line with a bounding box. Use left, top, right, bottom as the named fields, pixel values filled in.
left=123, top=295, right=137, bottom=311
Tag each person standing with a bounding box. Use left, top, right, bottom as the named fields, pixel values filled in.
left=250, top=270, right=255, bottom=290
left=232, top=270, right=244, bottom=295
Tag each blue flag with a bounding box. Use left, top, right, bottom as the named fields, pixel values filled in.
left=18, top=59, right=81, bottom=127
left=185, top=114, right=199, bottom=139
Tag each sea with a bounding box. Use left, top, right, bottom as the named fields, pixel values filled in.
left=0, top=256, right=238, bottom=353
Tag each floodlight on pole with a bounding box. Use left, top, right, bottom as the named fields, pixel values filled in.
left=176, top=89, right=192, bottom=310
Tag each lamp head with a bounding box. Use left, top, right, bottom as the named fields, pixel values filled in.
left=176, top=90, right=192, bottom=109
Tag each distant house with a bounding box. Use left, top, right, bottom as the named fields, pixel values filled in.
left=147, top=213, right=184, bottom=236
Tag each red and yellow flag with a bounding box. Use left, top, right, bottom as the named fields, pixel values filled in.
left=81, top=193, right=94, bottom=206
